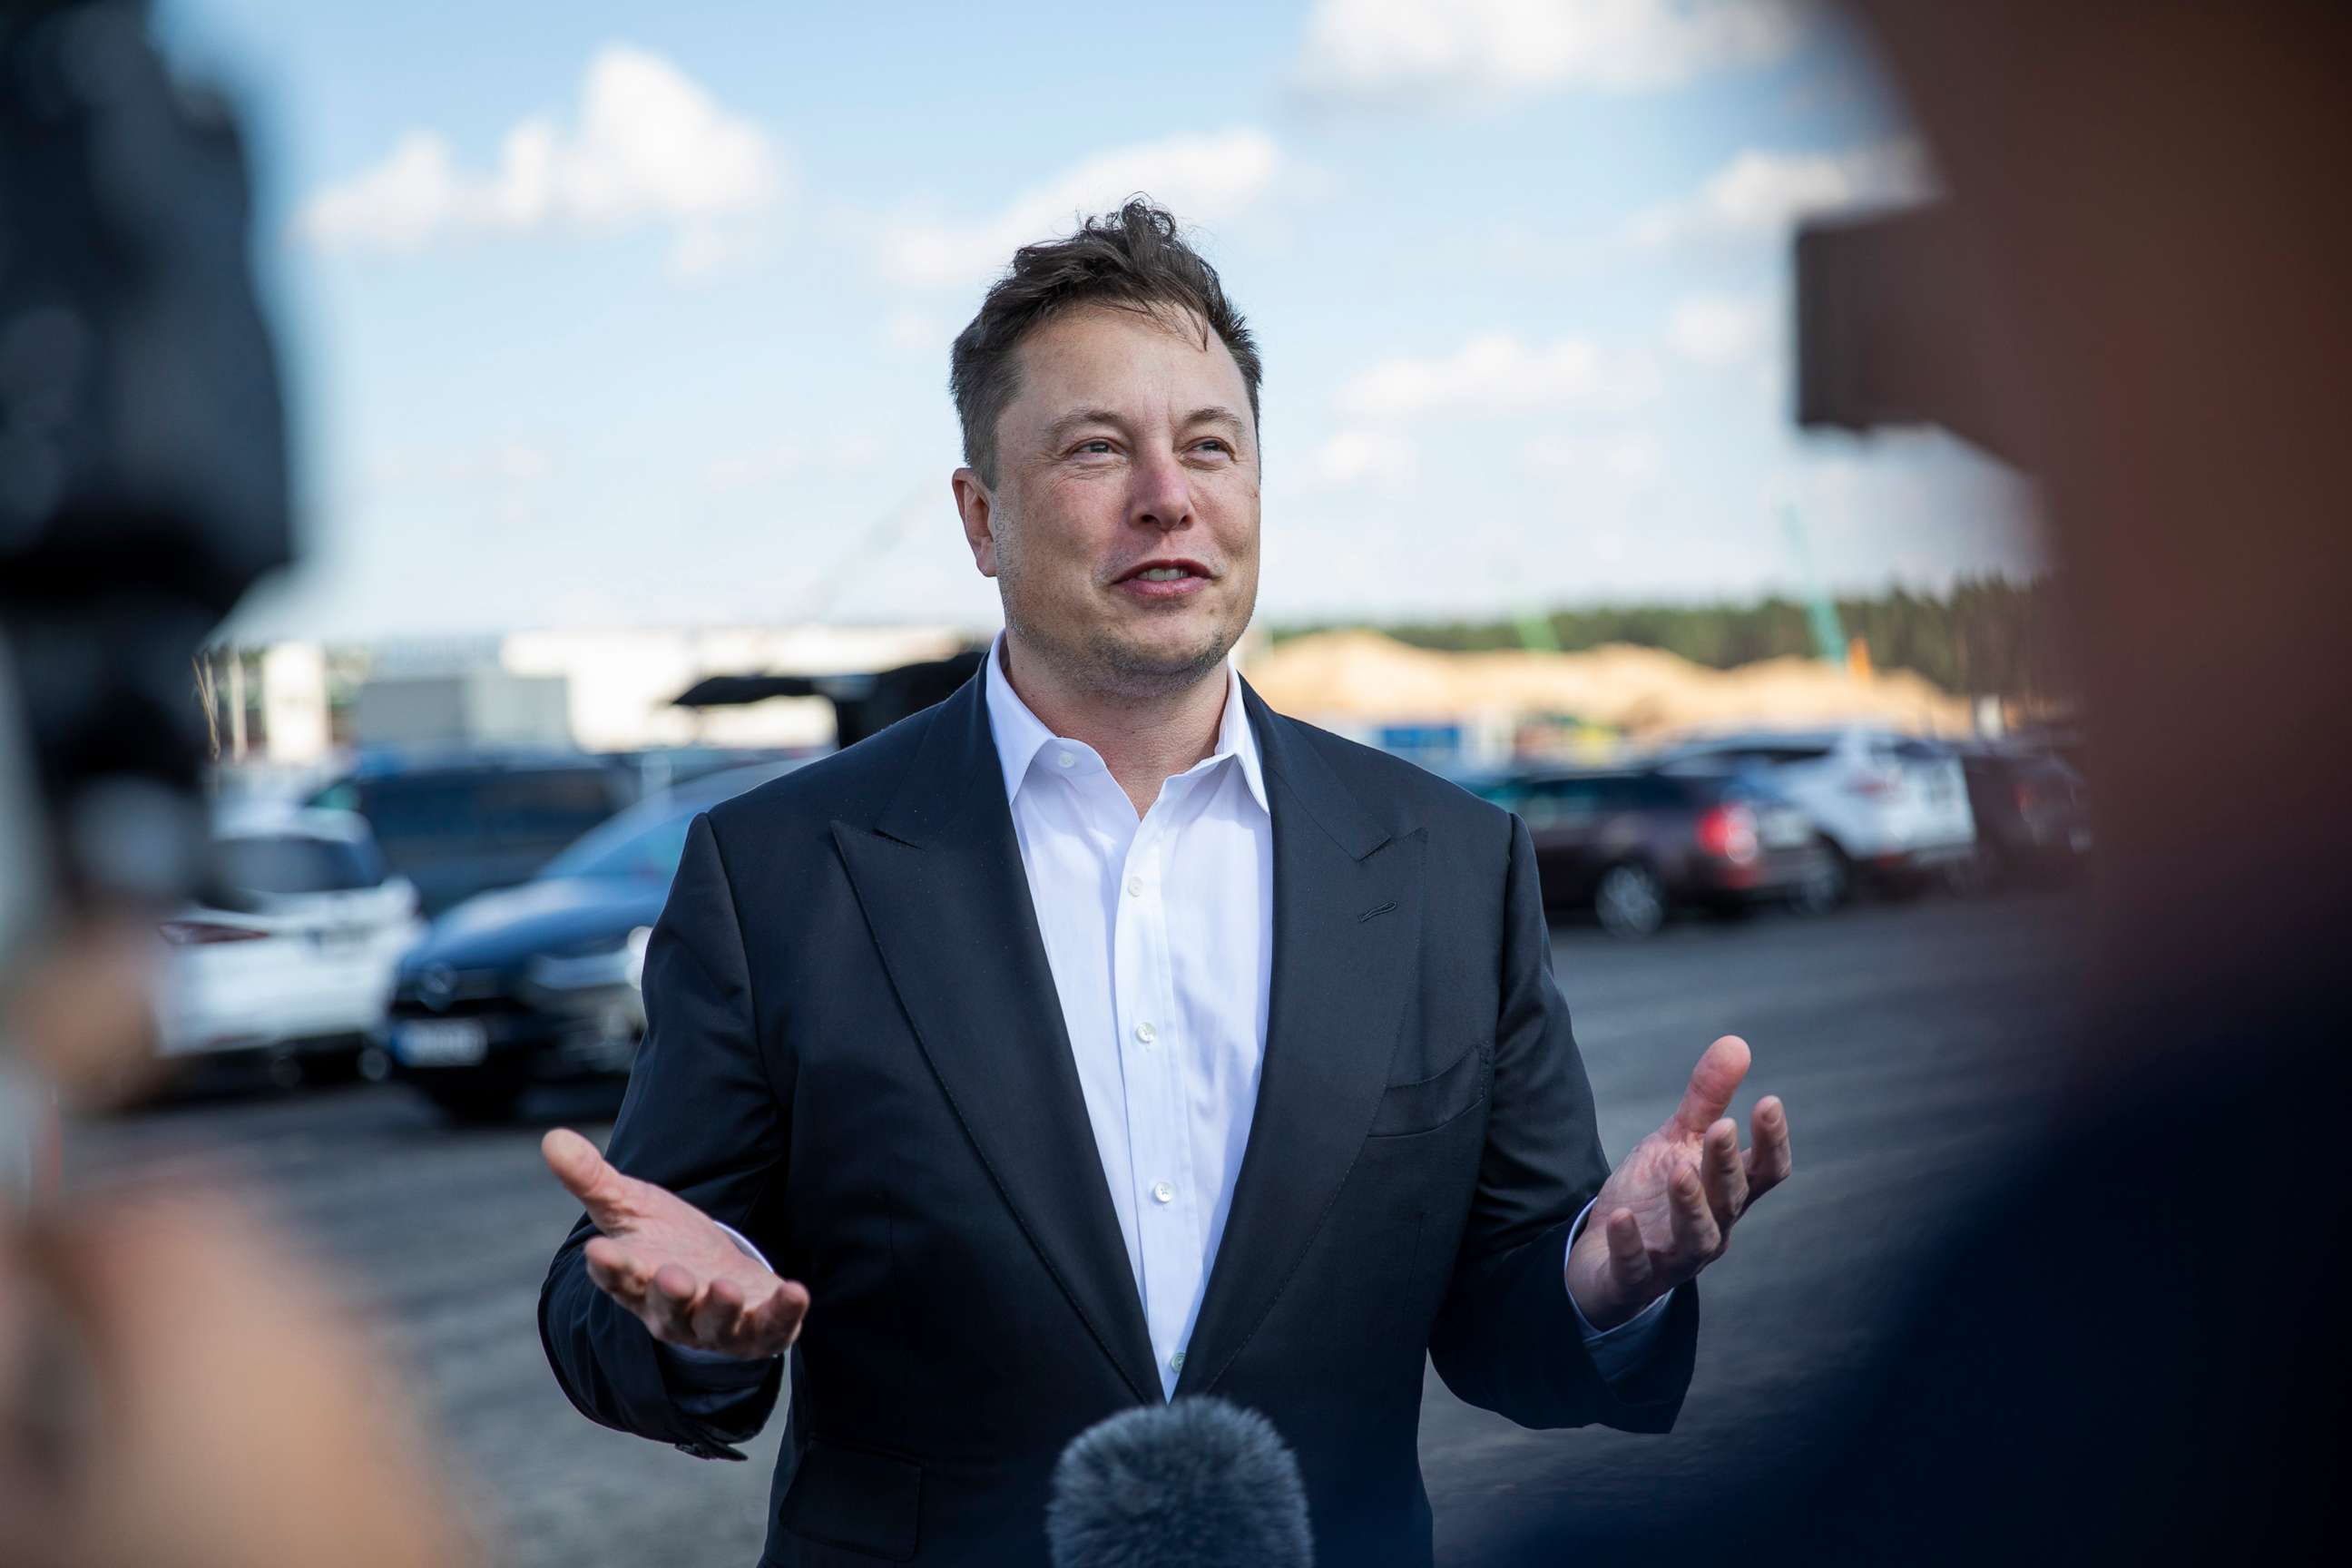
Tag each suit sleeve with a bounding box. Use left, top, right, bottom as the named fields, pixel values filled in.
left=537, top=811, right=789, bottom=1458
left=1426, top=814, right=1699, bottom=1432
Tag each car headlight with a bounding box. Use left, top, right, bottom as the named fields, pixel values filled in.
left=529, top=933, right=645, bottom=993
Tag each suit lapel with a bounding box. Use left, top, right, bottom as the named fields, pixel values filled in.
left=1178, top=684, right=1425, bottom=1396
left=830, top=673, right=1162, bottom=1406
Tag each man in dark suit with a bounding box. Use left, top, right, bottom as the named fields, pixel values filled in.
left=538, top=201, right=1790, bottom=1566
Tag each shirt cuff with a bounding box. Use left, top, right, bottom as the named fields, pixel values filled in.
left=660, top=1220, right=781, bottom=1369
left=1563, top=1196, right=1676, bottom=1384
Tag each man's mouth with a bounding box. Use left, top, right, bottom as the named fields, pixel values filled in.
left=1111, top=557, right=1213, bottom=602
left=1114, top=558, right=1211, bottom=583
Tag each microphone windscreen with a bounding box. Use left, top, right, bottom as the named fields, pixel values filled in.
left=1046, top=1396, right=1313, bottom=1568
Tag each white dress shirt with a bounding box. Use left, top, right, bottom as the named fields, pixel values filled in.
left=665, top=633, right=1669, bottom=1411
left=984, top=634, right=1274, bottom=1396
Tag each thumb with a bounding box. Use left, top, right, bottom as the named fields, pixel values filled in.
left=542, top=1129, right=626, bottom=1224
left=1671, top=1034, right=1752, bottom=1134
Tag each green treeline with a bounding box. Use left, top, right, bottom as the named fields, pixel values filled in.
left=1269, top=574, right=2073, bottom=707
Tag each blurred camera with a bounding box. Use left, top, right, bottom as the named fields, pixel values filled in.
left=2, top=0, right=291, bottom=1191
left=0, top=0, right=290, bottom=957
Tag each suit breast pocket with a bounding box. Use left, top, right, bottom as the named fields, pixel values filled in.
left=1367, top=1039, right=1491, bottom=1138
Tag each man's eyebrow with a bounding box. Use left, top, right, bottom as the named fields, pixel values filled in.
left=1182, top=405, right=1248, bottom=432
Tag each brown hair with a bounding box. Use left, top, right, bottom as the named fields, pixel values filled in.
left=948, top=198, right=1263, bottom=486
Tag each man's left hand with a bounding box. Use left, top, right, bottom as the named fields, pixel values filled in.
left=1565, top=1034, right=1791, bottom=1329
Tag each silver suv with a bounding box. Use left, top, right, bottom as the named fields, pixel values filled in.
left=1652, top=727, right=1978, bottom=903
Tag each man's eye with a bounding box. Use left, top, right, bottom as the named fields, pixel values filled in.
left=1075, top=439, right=1115, bottom=456
left=1193, top=439, right=1230, bottom=455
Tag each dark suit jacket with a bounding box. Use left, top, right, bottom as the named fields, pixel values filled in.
left=540, top=667, right=1697, bottom=1566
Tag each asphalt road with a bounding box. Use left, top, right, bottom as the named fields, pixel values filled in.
left=71, top=887, right=2087, bottom=1566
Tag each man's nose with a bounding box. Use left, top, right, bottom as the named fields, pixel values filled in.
left=1128, top=450, right=1193, bottom=533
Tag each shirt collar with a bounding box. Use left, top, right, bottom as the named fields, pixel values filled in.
left=984, top=631, right=1269, bottom=816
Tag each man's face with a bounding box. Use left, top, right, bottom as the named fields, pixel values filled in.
left=954, top=304, right=1260, bottom=696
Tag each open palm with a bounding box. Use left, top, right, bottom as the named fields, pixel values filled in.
left=1564, top=1035, right=1792, bottom=1329
left=542, top=1128, right=809, bottom=1359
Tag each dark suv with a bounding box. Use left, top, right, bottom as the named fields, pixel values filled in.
left=308, top=751, right=640, bottom=916
left=1465, top=767, right=1835, bottom=936
left=1958, top=746, right=2092, bottom=887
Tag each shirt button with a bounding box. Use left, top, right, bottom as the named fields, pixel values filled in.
left=1133, top=1021, right=1156, bottom=1046
left=1170, top=1349, right=1187, bottom=1373
left=1152, top=1181, right=1174, bottom=1204
left=1125, top=875, right=1144, bottom=897
left=1056, top=750, right=1075, bottom=769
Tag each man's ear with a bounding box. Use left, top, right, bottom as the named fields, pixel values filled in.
left=951, top=466, right=1000, bottom=578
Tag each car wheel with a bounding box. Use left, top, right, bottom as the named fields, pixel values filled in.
left=418, top=1076, right=523, bottom=1124
left=1594, top=863, right=1668, bottom=938
left=1790, top=843, right=1851, bottom=915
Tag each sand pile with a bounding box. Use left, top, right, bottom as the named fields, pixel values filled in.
left=1242, top=630, right=1973, bottom=737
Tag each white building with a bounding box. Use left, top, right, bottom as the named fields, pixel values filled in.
left=239, top=623, right=973, bottom=761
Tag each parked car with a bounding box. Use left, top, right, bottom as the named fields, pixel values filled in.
left=307, top=750, right=640, bottom=916
left=155, top=808, right=423, bottom=1088
left=1959, top=745, right=2092, bottom=887
left=381, top=759, right=806, bottom=1122
left=1463, top=767, right=1835, bottom=937
left=1652, top=727, right=1977, bottom=902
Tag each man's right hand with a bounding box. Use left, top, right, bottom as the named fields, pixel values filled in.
left=541, top=1128, right=808, bottom=1359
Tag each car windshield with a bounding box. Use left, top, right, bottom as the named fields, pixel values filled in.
left=538, top=804, right=698, bottom=883
left=216, top=832, right=387, bottom=896
left=536, top=760, right=801, bottom=883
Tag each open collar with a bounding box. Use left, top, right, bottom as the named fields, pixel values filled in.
left=982, top=631, right=1269, bottom=817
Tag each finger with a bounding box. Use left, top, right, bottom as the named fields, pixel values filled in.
left=1671, top=1035, right=1752, bottom=1134
left=645, top=1263, right=701, bottom=1342
left=1668, top=1163, right=1721, bottom=1262
left=1603, top=1208, right=1654, bottom=1300
left=735, top=1278, right=811, bottom=1356
left=583, top=1236, right=650, bottom=1306
left=1701, top=1117, right=1748, bottom=1227
left=1746, top=1095, right=1794, bottom=1196
left=543, top=1128, right=632, bottom=1230
left=689, top=1276, right=748, bottom=1346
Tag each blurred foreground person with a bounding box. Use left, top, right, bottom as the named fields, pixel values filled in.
left=540, top=203, right=1793, bottom=1564
left=1, top=4, right=472, bottom=1563
left=0, top=946, right=474, bottom=1568
left=0, top=928, right=477, bottom=1568
left=1472, top=3, right=2352, bottom=1563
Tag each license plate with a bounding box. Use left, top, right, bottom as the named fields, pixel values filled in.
left=394, top=1018, right=488, bottom=1066
left=1761, top=810, right=1811, bottom=848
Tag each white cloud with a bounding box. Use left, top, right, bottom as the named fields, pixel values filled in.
left=1301, top=426, right=1418, bottom=490
left=1295, top=0, right=1814, bottom=106
left=876, top=127, right=1281, bottom=289
left=294, top=44, right=786, bottom=275
left=1524, top=428, right=1665, bottom=485
left=1667, top=292, right=1775, bottom=366
left=1625, top=138, right=1933, bottom=247
left=1337, top=331, right=1661, bottom=417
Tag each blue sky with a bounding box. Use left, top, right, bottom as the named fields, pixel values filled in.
left=160, top=0, right=2039, bottom=642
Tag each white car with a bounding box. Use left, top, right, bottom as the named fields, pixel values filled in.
left=1654, top=727, right=1978, bottom=903
left=155, top=808, right=424, bottom=1086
